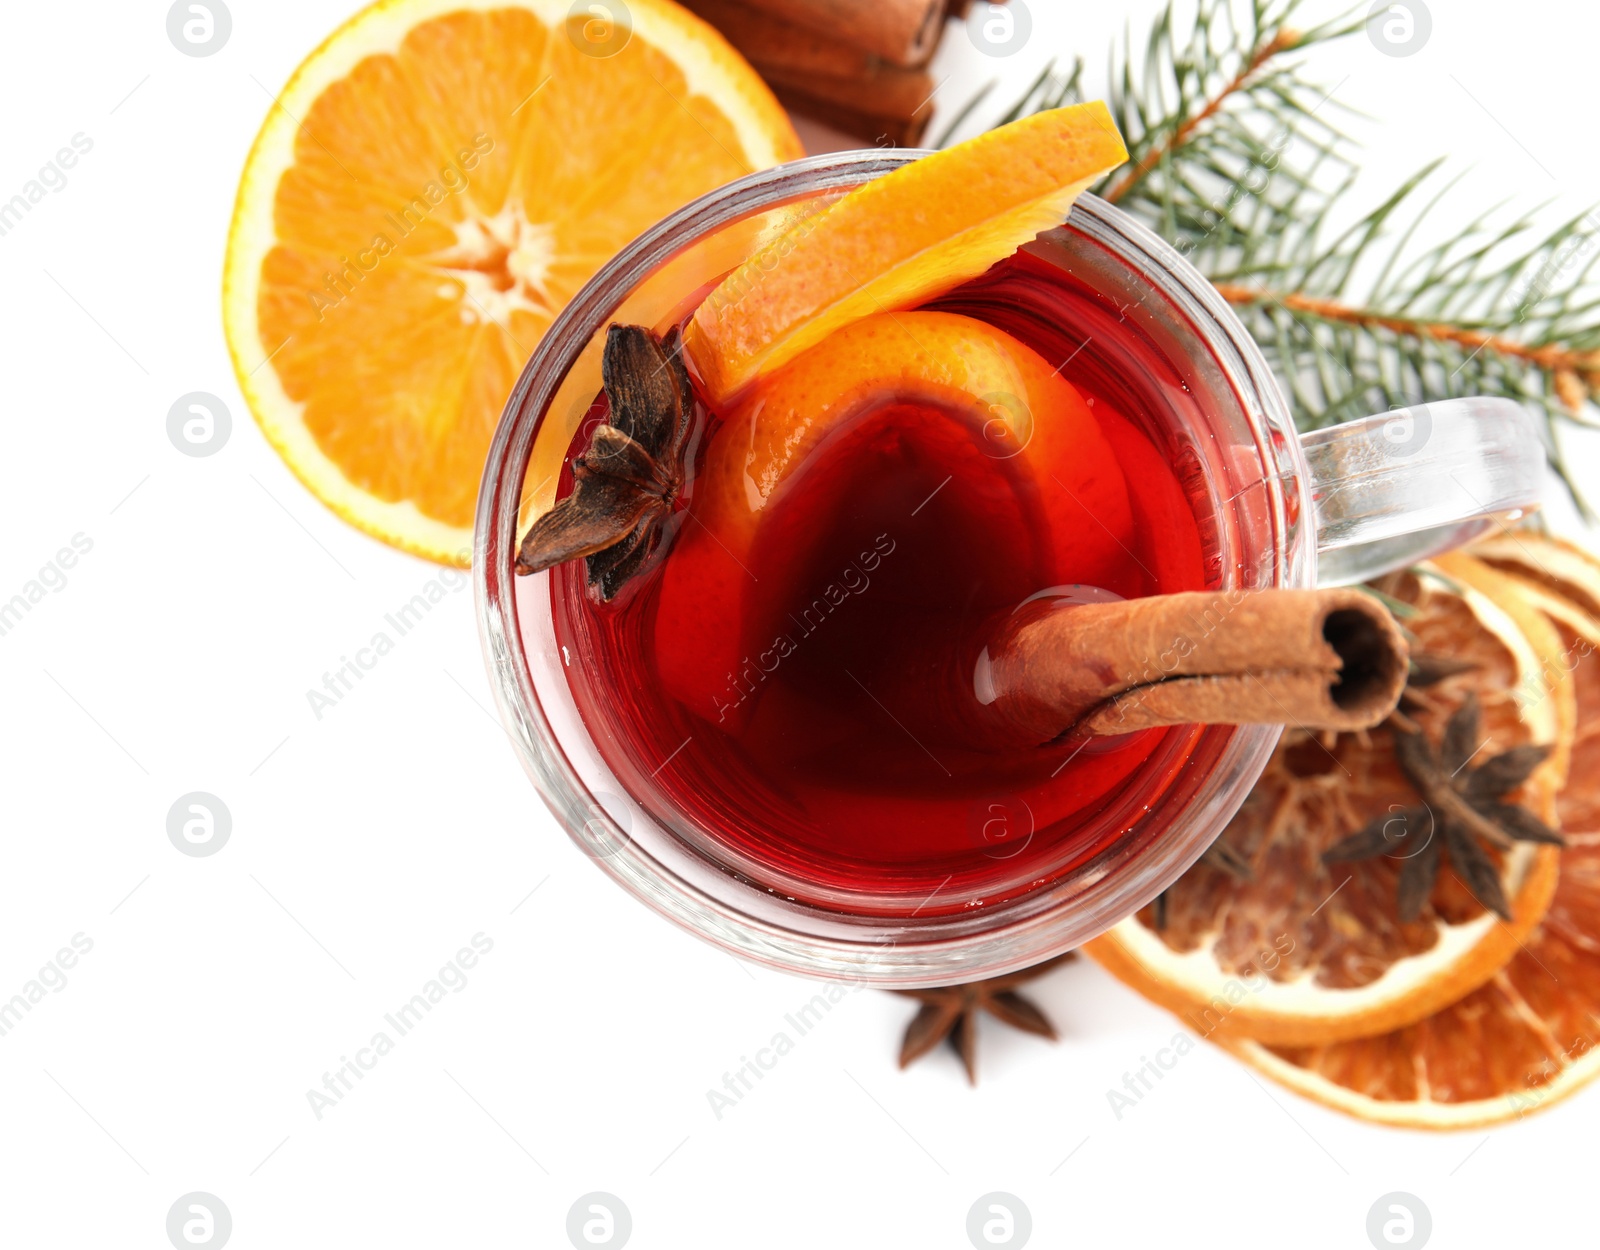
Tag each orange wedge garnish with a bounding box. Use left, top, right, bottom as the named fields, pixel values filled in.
left=684, top=101, right=1128, bottom=406
left=224, top=0, right=800, bottom=565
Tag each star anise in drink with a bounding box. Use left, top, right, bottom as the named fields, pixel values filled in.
left=1322, top=691, right=1563, bottom=921
left=894, top=953, right=1073, bottom=1084
left=515, top=323, right=693, bottom=599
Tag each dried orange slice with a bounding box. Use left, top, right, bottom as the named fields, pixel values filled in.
left=1227, top=546, right=1600, bottom=1128
left=224, top=0, right=800, bottom=565
left=684, top=101, right=1128, bottom=406
left=1085, top=554, right=1573, bottom=1045
left=1474, top=530, right=1600, bottom=622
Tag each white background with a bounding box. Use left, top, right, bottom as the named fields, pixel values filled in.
left=1, top=1, right=1595, bottom=1247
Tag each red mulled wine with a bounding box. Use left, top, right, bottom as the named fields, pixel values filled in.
left=538, top=243, right=1214, bottom=913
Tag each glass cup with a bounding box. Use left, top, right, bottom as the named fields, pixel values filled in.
left=474, top=151, right=1545, bottom=986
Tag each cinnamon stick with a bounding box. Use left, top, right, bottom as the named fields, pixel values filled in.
left=682, top=0, right=939, bottom=142
left=946, top=0, right=1004, bottom=18
left=738, top=0, right=947, bottom=68
left=681, top=0, right=879, bottom=78
left=767, top=83, right=935, bottom=147
left=887, top=589, right=1409, bottom=750
left=758, top=62, right=937, bottom=125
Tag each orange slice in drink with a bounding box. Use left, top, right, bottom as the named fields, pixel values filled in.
left=1227, top=541, right=1600, bottom=1128
left=653, top=311, right=1135, bottom=724
left=223, top=0, right=800, bottom=565
left=1085, top=554, right=1574, bottom=1046
left=684, top=101, right=1129, bottom=406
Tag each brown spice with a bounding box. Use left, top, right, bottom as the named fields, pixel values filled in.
left=514, top=324, right=693, bottom=599
left=681, top=0, right=879, bottom=78
left=895, top=953, right=1072, bottom=1084
left=1322, top=691, right=1562, bottom=921
left=756, top=61, right=938, bottom=128
left=764, top=83, right=934, bottom=148
left=680, top=0, right=939, bottom=146
left=887, top=588, right=1410, bottom=750
left=736, top=0, right=947, bottom=68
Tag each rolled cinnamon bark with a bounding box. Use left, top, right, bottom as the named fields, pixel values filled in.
left=757, top=60, right=938, bottom=124
left=680, top=0, right=878, bottom=77
left=945, top=0, right=999, bottom=17
left=766, top=83, right=935, bottom=147
left=888, top=588, right=1410, bottom=750
left=739, top=0, right=947, bottom=67
left=681, top=0, right=939, bottom=144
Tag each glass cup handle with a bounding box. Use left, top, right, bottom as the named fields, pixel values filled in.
left=1302, top=398, right=1548, bottom=586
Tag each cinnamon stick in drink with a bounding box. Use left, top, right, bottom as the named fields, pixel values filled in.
left=890, top=588, right=1410, bottom=750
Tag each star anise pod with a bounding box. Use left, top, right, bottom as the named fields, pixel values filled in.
left=1322, top=692, right=1562, bottom=922
left=1406, top=652, right=1481, bottom=690
left=894, top=953, right=1073, bottom=1084
left=1395, top=651, right=1481, bottom=724
left=515, top=323, right=693, bottom=599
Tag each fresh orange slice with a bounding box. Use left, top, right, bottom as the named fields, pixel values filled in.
left=224, top=0, right=800, bottom=565
left=1227, top=546, right=1600, bottom=1128
left=1085, top=555, right=1574, bottom=1046
left=653, top=310, right=1135, bottom=723
left=684, top=101, right=1128, bottom=406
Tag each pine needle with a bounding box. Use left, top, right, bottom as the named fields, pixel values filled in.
left=967, top=0, right=1600, bottom=514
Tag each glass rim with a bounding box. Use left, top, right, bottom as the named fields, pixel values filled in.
left=473, top=150, right=1314, bottom=986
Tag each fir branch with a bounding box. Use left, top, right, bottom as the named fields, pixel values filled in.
left=1213, top=287, right=1600, bottom=388
left=1102, top=25, right=1300, bottom=206
left=1208, top=188, right=1600, bottom=509
left=975, top=0, right=1600, bottom=511
left=1096, top=0, right=1363, bottom=224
